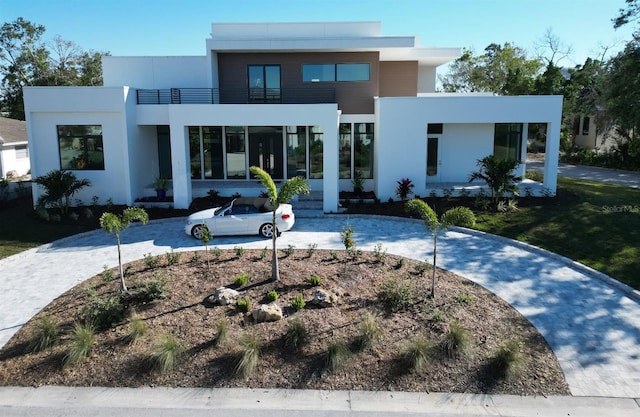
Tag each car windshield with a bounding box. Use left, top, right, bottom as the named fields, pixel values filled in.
left=213, top=200, right=234, bottom=215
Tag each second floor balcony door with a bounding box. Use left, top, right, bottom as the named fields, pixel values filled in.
left=248, top=65, right=281, bottom=103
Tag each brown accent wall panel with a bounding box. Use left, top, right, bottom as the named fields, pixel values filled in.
left=218, top=52, right=379, bottom=114
left=379, top=61, right=418, bottom=97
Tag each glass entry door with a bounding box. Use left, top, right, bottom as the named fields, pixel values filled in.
left=249, top=126, right=284, bottom=179
left=248, top=65, right=281, bottom=103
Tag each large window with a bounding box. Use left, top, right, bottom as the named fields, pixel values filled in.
left=339, top=123, right=351, bottom=179
left=286, top=126, right=307, bottom=179
left=188, top=126, right=202, bottom=179
left=309, top=126, right=323, bottom=179
left=302, top=63, right=370, bottom=82
left=226, top=126, right=246, bottom=179
left=354, top=123, right=374, bottom=179
left=57, top=125, right=104, bottom=170
left=248, top=65, right=280, bottom=103
left=494, top=123, right=523, bottom=161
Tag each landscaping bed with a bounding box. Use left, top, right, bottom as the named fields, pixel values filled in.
left=0, top=249, right=569, bottom=395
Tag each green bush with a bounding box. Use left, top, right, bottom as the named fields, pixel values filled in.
left=355, top=312, right=381, bottom=351
left=234, top=274, right=250, bottom=286
left=128, top=277, right=169, bottom=304
left=283, top=244, right=295, bottom=256
left=493, top=339, right=522, bottom=377
left=165, top=249, right=181, bottom=265
left=306, top=243, right=317, bottom=257
left=326, top=339, right=351, bottom=372
left=214, top=319, right=229, bottom=347
left=124, top=313, right=147, bottom=345
left=266, top=290, right=279, bottom=302
left=64, top=323, right=94, bottom=367
left=441, top=207, right=476, bottom=228
left=29, top=315, right=60, bottom=352
left=236, top=297, right=251, bottom=312
left=525, top=170, right=543, bottom=182
left=441, top=322, right=470, bottom=358
left=144, top=253, right=161, bottom=269
left=234, top=246, right=245, bottom=257
left=152, top=334, right=185, bottom=374
left=291, top=295, right=306, bottom=311
left=308, top=275, right=321, bottom=286
left=235, top=332, right=261, bottom=378
left=378, top=276, right=414, bottom=312
left=82, top=293, right=125, bottom=330
left=403, top=336, right=429, bottom=372
left=283, top=319, right=309, bottom=352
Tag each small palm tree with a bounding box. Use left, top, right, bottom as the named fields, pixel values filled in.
left=99, top=207, right=149, bottom=291
left=468, top=155, right=521, bottom=207
left=33, top=169, right=91, bottom=214
left=406, top=199, right=448, bottom=298
left=250, top=166, right=310, bottom=282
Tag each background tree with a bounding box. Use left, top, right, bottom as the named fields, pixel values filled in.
left=250, top=166, right=310, bottom=282
left=614, top=0, right=640, bottom=39
left=33, top=169, right=91, bottom=214
left=99, top=207, right=149, bottom=292
left=0, top=18, right=108, bottom=119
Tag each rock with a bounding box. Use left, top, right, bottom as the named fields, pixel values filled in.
left=252, top=303, right=283, bottom=322
left=311, top=288, right=341, bottom=307
left=208, top=287, right=240, bottom=305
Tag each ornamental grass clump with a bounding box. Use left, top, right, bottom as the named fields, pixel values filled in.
left=441, top=322, right=470, bottom=359
left=283, top=318, right=309, bottom=352
left=354, top=312, right=382, bottom=351
left=214, top=319, right=229, bottom=347
left=64, top=323, right=94, bottom=367
left=235, top=332, right=261, bottom=378
left=236, top=297, right=251, bottom=313
left=124, top=313, right=147, bottom=345
left=29, top=315, right=59, bottom=352
left=403, top=336, right=430, bottom=372
left=326, top=339, right=351, bottom=372
left=291, top=295, right=306, bottom=311
left=152, top=334, right=185, bottom=374
left=493, top=339, right=522, bottom=377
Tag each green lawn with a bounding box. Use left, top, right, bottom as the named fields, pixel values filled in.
left=475, top=178, right=640, bottom=289
left=2, top=178, right=640, bottom=290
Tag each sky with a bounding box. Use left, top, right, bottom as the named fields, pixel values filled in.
left=1, top=0, right=637, bottom=69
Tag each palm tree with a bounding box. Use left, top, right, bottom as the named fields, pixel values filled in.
left=406, top=199, right=448, bottom=298
left=33, top=169, right=91, bottom=214
left=250, top=166, right=310, bottom=282
left=99, top=207, right=149, bottom=292
left=468, top=155, right=521, bottom=206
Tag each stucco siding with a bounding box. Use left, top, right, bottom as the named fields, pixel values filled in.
left=103, top=56, right=210, bottom=89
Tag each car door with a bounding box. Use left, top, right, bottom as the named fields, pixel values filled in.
left=217, top=204, right=250, bottom=235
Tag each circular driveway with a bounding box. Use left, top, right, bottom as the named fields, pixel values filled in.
left=1, top=215, right=639, bottom=398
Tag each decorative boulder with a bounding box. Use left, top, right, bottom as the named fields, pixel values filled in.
left=252, top=303, right=283, bottom=322
left=311, top=288, right=341, bottom=307
left=208, top=287, right=240, bottom=306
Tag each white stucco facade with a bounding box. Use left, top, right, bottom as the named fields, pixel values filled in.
left=22, top=21, right=563, bottom=212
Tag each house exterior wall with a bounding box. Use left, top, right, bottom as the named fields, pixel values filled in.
left=379, top=61, right=418, bottom=97
left=23, top=86, right=133, bottom=206
left=374, top=94, right=563, bottom=200
left=218, top=52, right=379, bottom=114
left=0, top=143, right=30, bottom=178
left=103, top=56, right=210, bottom=88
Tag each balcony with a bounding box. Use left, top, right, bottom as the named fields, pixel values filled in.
left=136, top=88, right=336, bottom=105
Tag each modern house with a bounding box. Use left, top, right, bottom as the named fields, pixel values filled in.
left=23, top=21, right=562, bottom=213
left=0, top=117, right=29, bottom=179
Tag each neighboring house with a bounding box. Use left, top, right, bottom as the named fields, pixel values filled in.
left=23, top=22, right=562, bottom=213
left=572, top=113, right=620, bottom=151
left=0, top=117, right=30, bottom=179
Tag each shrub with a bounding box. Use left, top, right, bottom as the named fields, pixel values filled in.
left=525, top=170, right=543, bottom=182
left=378, top=276, right=414, bottom=312
left=211, top=246, right=222, bottom=260
left=65, top=323, right=94, bottom=367
left=355, top=312, right=381, bottom=351
left=329, top=250, right=339, bottom=261
left=83, top=207, right=94, bottom=219
left=493, top=339, right=522, bottom=377
left=306, top=243, right=318, bottom=257
left=152, top=334, right=185, bottom=374
left=127, top=276, right=169, bottom=304
left=29, top=315, right=60, bottom=352
left=456, top=291, right=473, bottom=304
left=125, top=313, right=147, bottom=345
left=373, top=243, right=387, bottom=263
left=214, top=319, right=229, bottom=347
left=283, top=244, right=295, bottom=257
left=394, top=258, right=405, bottom=270
left=283, top=319, right=309, bottom=351
left=235, top=332, right=260, bottom=378
left=308, top=275, right=321, bottom=286
left=403, top=336, right=429, bottom=372
left=190, top=252, right=201, bottom=263
left=82, top=293, right=125, bottom=330
left=395, top=178, right=415, bottom=201
left=441, top=322, right=470, bottom=358
left=441, top=207, right=476, bottom=228
left=236, top=297, right=251, bottom=312
left=68, top=212, right=79, bottom=221
left=165, top=249, right=181, bottom=265
left=101, top=266, right=115, bottom=283
left=234, top=246, right=245, bottom=257
left=341, top=225, right=355, bottom=252
left=291, top=295, right=306, bottom=311
left=259, top=246, right=268, bottom=260
left=266, top=290, right=279, bottom=302
left=144, top=253, right=161, bottom=269
left=234, top=274, right=250, bottom=286
left=326, top=339, right=351, bottom=372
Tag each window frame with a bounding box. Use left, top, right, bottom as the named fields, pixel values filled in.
left=302, top=63, right=370, bottom=83
left=57, top=125, right=105, bottom=171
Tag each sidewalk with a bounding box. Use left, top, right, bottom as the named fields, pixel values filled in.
left=1, top=215, right=640, bottom=399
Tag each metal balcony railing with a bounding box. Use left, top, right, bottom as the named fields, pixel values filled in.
left=136, top=87, right=336, bottom=105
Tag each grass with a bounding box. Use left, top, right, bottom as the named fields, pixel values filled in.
left=29, top=315, right=60, bottom=352
left=403, top=336, right=430, bottom=372
left=65, top=323, right=94, bottom=367
left=235, top=332, right=261, bottom=378
left=151, top=334, right=185, bottom=374
left=283, top=318, right=309, bottom=352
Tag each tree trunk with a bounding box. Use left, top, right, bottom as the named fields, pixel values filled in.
left=271, top=210, right=280, bottom=281
left=431, top=232, right=437, bottom=299
left=116, top=233, right=127, bottom=292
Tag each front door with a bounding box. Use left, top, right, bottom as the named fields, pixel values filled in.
left=249, top=126, right=284, bottom=179
left=426, top=136, right=440, bottom=182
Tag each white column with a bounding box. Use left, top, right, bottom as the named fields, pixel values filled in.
left=322, top=113, right=340, bottom=213
left=543, top=121, right=560, bottom=196
left=518, top=122, right=528, bottom=178
left=168, top=119, right=192, bottom=209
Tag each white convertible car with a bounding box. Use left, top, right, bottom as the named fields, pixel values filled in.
left=184, top=197, right=295, bottom=239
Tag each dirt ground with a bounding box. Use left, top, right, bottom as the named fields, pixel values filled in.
left=0, top=249, right=569, bottom=395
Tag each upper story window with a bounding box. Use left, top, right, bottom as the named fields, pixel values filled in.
left=14, top=145, right=28, bottom=159
left=57, top=125, right=104, bottom=170
left=302, top=63, right=370, bottom=82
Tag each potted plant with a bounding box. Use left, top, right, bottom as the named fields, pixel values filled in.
left=352, top=169, right=365, bottom=197
left=154, top=177, right=169, bottom=199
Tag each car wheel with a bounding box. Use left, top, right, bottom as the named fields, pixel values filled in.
left=191, top=224, right=209, bottom=240
left=259, top=223, right=275, bottom=238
